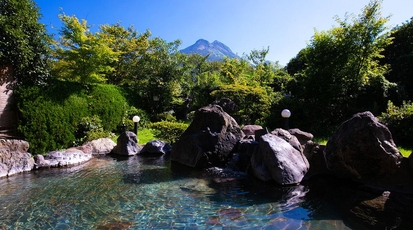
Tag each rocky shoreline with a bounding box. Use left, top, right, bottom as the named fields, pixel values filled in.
left=1, top=105, right=413, bottom=229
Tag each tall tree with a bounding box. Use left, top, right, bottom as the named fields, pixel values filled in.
left=99, top=23, right=151, bottom=85
left=0, top=0, right=51, bottom=87
left=132, top=37, right=185, bottom=114
left=287, top=0, right=395, bottom=130
left=381, top=17, right=413, bottom=101
left=52, top=14, right=118, bottom=84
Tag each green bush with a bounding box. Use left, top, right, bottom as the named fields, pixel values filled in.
left=149, top=121, right=188, bottom=144
left=17, top=86, right=76, bottom=154
left=87, top=84, right=127, bottom=131
left=154, top=112, right=177, bottom=122
left=118, top=106, right=151, bottom=132
left=74, top=115, right=110, bottom=145
left=379, top=101, right=413, bottom=147
left=16, top=81, right=129, bottom=154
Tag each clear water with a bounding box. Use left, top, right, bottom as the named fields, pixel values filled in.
left=0, top=155, right=350, bottom=229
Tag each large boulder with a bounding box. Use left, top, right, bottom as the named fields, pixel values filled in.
left=250, top=134, right=310, bottom=185
left=171, top=105, right=243, bottom=168
left=82, top=138, right=116, bottom=155
left=324, top=111, right=402, bottom=180
left=271, top=128, right=302, bottom=153
left=0, top=139, right=33, bottom=177
left=140, top=140, right=171, bottom=156
left=35, top=149, right=93, bottom=168
left=112, top=131, right=142, bottom=156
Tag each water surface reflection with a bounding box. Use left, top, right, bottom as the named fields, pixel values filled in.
left=0, top=155, right=355, bottom=229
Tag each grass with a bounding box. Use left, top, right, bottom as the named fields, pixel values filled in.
left=137, top=128, right=156, bottom=144
left=111, top=128, right=157, bottom=145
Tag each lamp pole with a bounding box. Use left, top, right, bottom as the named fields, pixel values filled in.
left=132, top=115, right=140, bottom=137
left=281, top=109, right=291, bottom=130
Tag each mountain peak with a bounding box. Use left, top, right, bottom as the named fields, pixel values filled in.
left=180, top=39, right=239, bottom=61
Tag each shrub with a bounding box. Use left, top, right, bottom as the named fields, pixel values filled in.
left=16, top=81, right=129, bottom=154
left=17, top=86, right=76, bottom=154
left=119, top=106, right=151, bottom=132
left=87, top=84, right=127, bottom=131
left=154, top=112, right=177, bottom=122
left=379, top=101, right=413, bottom=147
left=149, top=121, right=188, bottom=144
left=74, top=115, right=110, bottom=145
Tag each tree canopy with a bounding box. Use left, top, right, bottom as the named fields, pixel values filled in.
left=0, top=0, right=51, bottom=87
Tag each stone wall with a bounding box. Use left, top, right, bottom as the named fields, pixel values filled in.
left=0, top=66, right=18, bottom=138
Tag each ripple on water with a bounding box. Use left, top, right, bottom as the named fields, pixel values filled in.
left=0, top=156, right=351, bottom=229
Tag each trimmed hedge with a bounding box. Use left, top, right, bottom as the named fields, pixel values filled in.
left=149, top=121, right=188, bottom=144
left=16, top=81, right=129, bottom=154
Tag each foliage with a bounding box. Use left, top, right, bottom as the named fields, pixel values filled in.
left=149, top=121, right=188, bottom=144
left=0, top=0, right=51, bottom=87
left=381, top=17, right=413, bottom=102
left=136, top=128, right=156, bottom=144
left=52, top=13, right=118, bottom=84
left=379, top=101, right=413, bottom=147
left=131, top=38, right=185, bottom=114
left=87, top=84, right=127, bottom=131
left=286, top=0, right=394, bottom=131
left=211, top=84, right=272, bottom=125
left=74, top=115, right=109, bottom=145
left=154, top=112, right=177, bottom=122
left=99, top=23, right=151, bottom=85
left=16, top=86, right=76, bottom=154
left=16, top=81, right=128, bottom=154
left=119, top=106, right=151, bottom=132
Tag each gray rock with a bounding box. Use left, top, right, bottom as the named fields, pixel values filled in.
left=250, top=134, right=310, bottom=185
left=112, top=131, right=142, bottom=156
left=242, top=125, right=263, bottom=136
left=38, top=149, right=92, bottom=168
left=82, top=138, right=116, bottom=155
left=324, top=111, right=402, bottom=180
left=271, top=128, right=302, bottom=153
left=171, top=105, right=243, bottom=168
left=0, top=139, right=34, bottom=177
left=288, top=128, right=314, bottom=146
left=140, top=140, right=171, bottom=156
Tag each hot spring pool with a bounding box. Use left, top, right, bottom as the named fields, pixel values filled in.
left=0, top=155, right=369, bottom=229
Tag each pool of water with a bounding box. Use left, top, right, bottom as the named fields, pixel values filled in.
left=1, top=155, right=354, bottom=229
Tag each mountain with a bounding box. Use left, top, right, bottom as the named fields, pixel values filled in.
left=180, top=39, right=240, bottom=61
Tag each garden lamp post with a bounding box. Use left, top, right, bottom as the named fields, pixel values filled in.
left=281, top=109, right=291, bottom=130
left=132, top=115, right=140, bottom=136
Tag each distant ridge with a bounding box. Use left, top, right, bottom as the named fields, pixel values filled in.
left=180, top=39, right=240, bottom=61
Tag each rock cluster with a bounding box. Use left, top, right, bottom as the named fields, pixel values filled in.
left=0, top=139, right=33, bottom=177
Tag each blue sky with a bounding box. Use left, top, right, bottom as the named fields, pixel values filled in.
left=35, top=0, right=412, bottom=66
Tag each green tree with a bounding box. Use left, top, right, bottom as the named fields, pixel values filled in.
left=381, top=17, right=413, bottom=101
left=178, top=54, right=223, bottom=117
left=99, top=23, right=151, bottom=85
left=287, top=0, right=395, bottom=131
left=211, top=84, right=272, bottom=125
left=132, top=37, right=185, bottom=115
left=52, top=14, right=118, bottom=84
left=0, top=0, right=51, bottom=87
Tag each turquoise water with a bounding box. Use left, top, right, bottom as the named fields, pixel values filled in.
left=0, top=155, right=350, bottom=229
